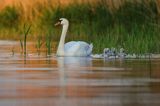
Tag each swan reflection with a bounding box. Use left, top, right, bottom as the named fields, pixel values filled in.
left=57, top=57, right=92, bottom=103
left=57, top=57, right=92, bottom=87
left=57, top=57, right=92, bottom=67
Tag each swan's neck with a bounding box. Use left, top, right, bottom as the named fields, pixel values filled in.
left=57, top=24, right=69, bottom=56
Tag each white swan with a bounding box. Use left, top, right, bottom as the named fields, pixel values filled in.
left=55, top=18, right=93, bottom=57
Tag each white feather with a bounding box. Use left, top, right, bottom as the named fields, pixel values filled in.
left=56, top=18, right=93, bottom=57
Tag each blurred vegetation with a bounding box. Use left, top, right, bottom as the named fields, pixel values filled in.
left=0, top=0, right=160, bottom=54
left=0, top=6, right=19, bottom=28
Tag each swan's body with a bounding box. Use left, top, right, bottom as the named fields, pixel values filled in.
left=56, top=18, right=93, bottom=57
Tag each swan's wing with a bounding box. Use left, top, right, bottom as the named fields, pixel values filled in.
left=86, top=43, right=93, bottom=55
left=64, top=41, right=93, bottom=56
left=64, top=41, right=77, bottom=50
left=64, top=41, right=81, bottom=54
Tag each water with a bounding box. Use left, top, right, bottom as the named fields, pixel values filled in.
left=0, top=40, right=160, bottom=106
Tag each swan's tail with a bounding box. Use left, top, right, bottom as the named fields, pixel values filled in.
left=87, top=43, right=93, bottom=56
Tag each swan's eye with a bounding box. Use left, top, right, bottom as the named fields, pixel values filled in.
left=59, top=19, right=62, bottom=23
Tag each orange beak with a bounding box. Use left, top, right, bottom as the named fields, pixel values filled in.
left=54, top=21, right=61, bottom=26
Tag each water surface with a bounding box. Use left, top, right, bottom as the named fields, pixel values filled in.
left=0, top=40, right=160, bottom=106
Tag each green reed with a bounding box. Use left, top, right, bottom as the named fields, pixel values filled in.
left=19, top=24, right=31, bottom=56
left=0, top=6, right=19, bottom=28
left=36, top=35, right=43, bottom=55
left=45, top=30, right=53, bottom=55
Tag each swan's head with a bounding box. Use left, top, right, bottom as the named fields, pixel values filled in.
left=55, top=18, right=69, bottom=26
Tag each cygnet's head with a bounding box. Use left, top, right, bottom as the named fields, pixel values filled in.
left=120, top=48, right=125, bottom=53
left=55, top=18, right=69, bottom=26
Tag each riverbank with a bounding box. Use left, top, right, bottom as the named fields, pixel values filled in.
left=0, top=0, right=160, bottom=54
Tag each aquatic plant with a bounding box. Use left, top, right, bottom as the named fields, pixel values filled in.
left=0, top=6, right=19, bottom=28
left=45, top=30, right=53, bottom=56
left=0, top=0, right=160, bottom=54
left=36, top=35, right=43, bottom=55
left=19, top=24, right=31, bottom=56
